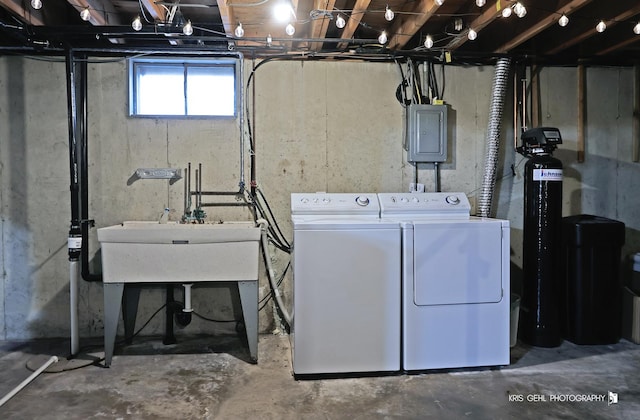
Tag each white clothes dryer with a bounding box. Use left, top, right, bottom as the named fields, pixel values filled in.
left=291, top=193, right=401, bottom=375
left=378, top=192, right=510, bottom=371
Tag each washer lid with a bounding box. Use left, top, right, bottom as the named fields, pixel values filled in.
left=378, top=192, right=470, bottom=219
left=291, top=193, right=380, bottom=216
left=412, top=222, right=504, bottom=305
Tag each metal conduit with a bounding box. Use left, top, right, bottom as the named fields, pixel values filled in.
left=478, top=58, right=511, bottom=218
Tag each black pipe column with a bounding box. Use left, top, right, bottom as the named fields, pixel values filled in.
left=66, top=49, right=101, bottom=282
left=66, top=49, right=83, bottom=264
left=67, top=50, right=147, bottom=345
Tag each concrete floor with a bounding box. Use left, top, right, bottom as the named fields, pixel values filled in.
left=0, top=332, right=638, bottom=419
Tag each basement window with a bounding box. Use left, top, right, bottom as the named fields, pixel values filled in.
left=128, top=57, right=238, bottom=118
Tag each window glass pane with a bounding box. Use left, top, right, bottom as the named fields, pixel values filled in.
left=186, top=66, right=235, bottom=116
left=136, top=64, right=185, bottom=115
left=129, top=59, right=237, bottom=118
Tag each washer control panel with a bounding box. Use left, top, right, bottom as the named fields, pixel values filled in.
left=378, top=192, right=471, bottom=219
left=291, top=193, right=379, bottom=216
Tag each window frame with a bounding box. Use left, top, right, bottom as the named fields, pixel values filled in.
left=128, top=56, right=240, bottom=119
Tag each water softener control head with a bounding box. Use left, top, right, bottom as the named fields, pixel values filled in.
left=518, top=127, right=562, bottom=156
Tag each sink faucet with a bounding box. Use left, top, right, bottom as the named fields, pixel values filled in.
left=159, top=207, right=170, bottom=224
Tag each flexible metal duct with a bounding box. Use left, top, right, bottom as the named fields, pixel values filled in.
left=478, top=58, right=511, bottom=217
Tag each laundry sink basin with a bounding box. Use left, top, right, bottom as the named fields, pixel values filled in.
left=98, top=220, right=262, bottom=366
left=97, top=221, right=261, bottom=283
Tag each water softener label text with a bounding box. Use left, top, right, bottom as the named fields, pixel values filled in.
left=533, top=169, right=563, bottom=181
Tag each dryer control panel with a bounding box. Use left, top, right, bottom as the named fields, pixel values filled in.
left=378, top=192, right=470, bottom=219
left=291, top=193, right=380, bottom=216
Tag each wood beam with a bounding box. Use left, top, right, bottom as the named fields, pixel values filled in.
left=142, top=0, right=166, bottom=22
left=337, top=0, right=370, bottom=50
left=547, top=5, right=640, bottom=55
left=67, top=0, right=106, bottom=26
left=387, top=0, right=440, bottom=51
left=577, top=64, right=585, bottom=163
left=596, top=34, right=640, bottom=56
left=217, top=0, right=235, bottom=37
left=309, top=0, right=336, bottom=52
left=445, top=0, right=503, bottom=51
left=494, top=0, right=593, bottom=53
left=0, top=0, right=45, bottom=25
left=531, top=65, right=540, bottom=128
left=634, top=63, right=640, bottom=162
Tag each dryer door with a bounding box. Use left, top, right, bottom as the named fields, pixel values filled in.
left=413, top=221, right=503, bottom=306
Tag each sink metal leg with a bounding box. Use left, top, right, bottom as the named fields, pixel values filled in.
left=123, top=285, right=141, bottom=345
left=103, top=283, right=124, bottom=367
left=238, top=280, right=258, bottom=363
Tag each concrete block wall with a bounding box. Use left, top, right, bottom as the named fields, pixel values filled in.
left=1, top=56, right=639, bottom=340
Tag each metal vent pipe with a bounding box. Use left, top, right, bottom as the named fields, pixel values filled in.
left=478, top=58, right=511, bottom=217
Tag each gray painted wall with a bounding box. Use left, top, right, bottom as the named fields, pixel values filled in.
left=1, top=57, right=639, bottom=341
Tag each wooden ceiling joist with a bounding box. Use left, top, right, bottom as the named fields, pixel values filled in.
left=494, top=0, right=593, bottom=54
left=337, top=0, right=370, bottom=50
left=387, top=0, right=440, bottom=50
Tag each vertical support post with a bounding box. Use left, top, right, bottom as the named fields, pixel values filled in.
left=633, top=63, right=640, bottom=163
left=103, top=283, right=125, bottom=367
left=577, top=64, right=586, bottom=163
left=531, top=65, right=540, bottom=128
left=238, top=280, right=258, bottom=363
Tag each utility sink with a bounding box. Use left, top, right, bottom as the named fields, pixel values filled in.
left=97, top=221, right=260, bottom=283
left=97, top=221, right=261, bottom=366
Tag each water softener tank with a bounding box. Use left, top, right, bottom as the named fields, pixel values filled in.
left=517, top=127, right=564, bottom=347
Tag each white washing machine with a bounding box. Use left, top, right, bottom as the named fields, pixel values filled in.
left=291, top=193, right=401, bottom=375
left=378, top=192, right=510, bottom=370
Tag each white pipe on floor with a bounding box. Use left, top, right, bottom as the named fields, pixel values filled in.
left=0, top=355, right=58, bottom=408
left=70, top=260, right=79, bottom=356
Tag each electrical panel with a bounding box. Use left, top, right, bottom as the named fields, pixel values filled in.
left=405, top=104, right=448, bottom=163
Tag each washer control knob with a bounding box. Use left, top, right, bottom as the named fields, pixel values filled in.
left=446, top=195, right=461, bottom=205
left=400, top=197, right=409, bottom=203
left=322, top=198, right=331, bottom=204
left=412, top=197, right=419, bottom=203
left=355, top=196, right=370, bottom=206
left=301, top=198, right=309, bottom=204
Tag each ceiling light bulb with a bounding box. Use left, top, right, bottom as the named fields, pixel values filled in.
left=559, top=14, right=569, bottom=27
left=132, top=16, right=142, bottom=31
left=80, top=7, right=91, bottom=22
left=336, top=15, right=346, bottom=29
left=234, top=23, right=244, bottom=38
left=596, top=20, right=606, bottom=33
left=424, top=35, right=434, bottom=49
left=285, top=23, right=295, bottom=36
left=435, top=0, right=445, bottom=5
left=502, top=7, right=512, bottom=18
left=30, top=0, right=42, bottom=10
left=183, top=20, right=193, bottom=36
left=384, top=6, right=394, bottom=22
left=378, top=31, right=388, bottom=44
left=467, top=28, right=477, bottom=41
left=514, top=3, right=526, bottom=18
left=274, top=3, right=293, bottom=23
left=634, top=22, right=640, bottom=35
left=476, top=0, right=486, bottom=7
